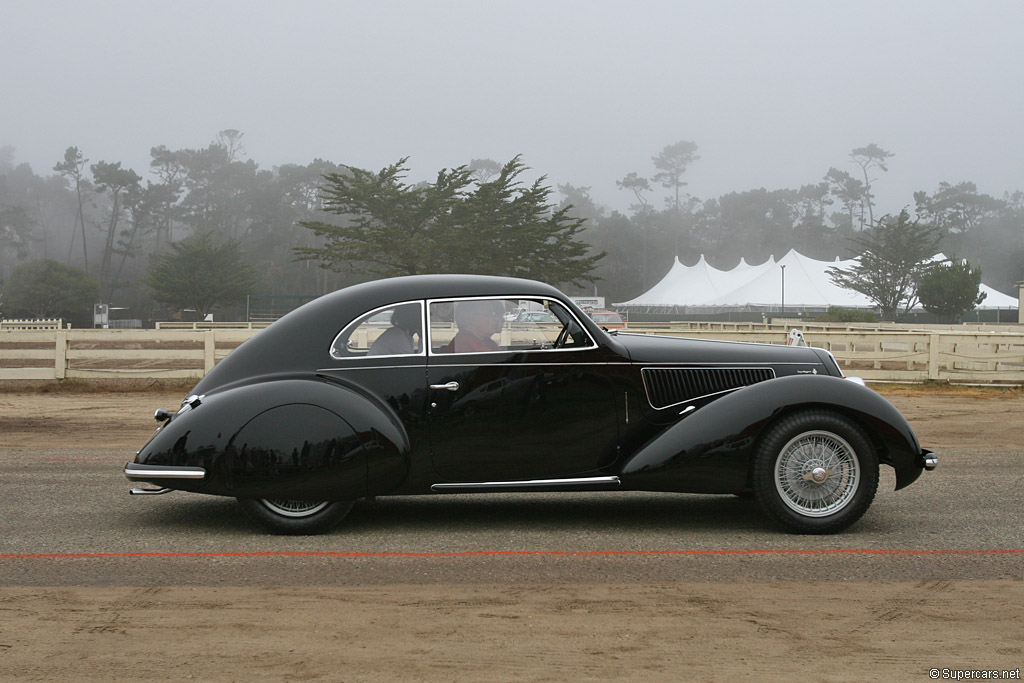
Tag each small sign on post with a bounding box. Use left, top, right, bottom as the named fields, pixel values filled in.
left=786, top=329, right=806, bottom=346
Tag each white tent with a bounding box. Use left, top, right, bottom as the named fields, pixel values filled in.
left=978, top=284, right=1019, bottom=308
left=614, top=251, right=1018, bottom=313
left=708, top=250, right=872, bottom=309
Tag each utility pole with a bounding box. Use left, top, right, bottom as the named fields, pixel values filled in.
left=780, top=264, right=786, bottom=317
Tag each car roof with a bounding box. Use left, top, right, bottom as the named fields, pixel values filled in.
left=192, top=274, right=585, bottom=394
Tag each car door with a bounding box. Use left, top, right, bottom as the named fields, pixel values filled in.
left=426, top=296, right=620, bottom=482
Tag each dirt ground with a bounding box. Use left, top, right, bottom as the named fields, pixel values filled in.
left=1, top=383, right=1022, bottom=681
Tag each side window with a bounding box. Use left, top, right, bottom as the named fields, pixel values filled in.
left=428, top=298, right=592, bottom=354
left=330, top=302, right=424, bottom=359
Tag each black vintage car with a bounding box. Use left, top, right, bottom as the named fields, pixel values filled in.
left=125, top=275, right=936, bottom=534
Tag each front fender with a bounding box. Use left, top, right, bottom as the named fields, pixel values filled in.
left=620, top=375, right=926, bottom=493
left=132, top=377, right=410, bottom=499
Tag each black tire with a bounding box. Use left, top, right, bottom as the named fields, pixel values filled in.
left=753, top=410, right=879, bottom=534
left=237, top=498, right=355, bottom=535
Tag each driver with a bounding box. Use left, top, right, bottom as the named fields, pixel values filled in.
left=445, top=300, right=504, bottom=353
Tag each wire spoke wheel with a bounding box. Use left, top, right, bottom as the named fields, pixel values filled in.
left=754, top=410, right=879, bottom=534
left=774, top=431, right=860, bottom=517
left=238, top=497, right=355, bottom=534
left=260, top=499, right=331, bottom=518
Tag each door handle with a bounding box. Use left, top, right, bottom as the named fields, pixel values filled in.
left=430, top=381, right=460, bottom=392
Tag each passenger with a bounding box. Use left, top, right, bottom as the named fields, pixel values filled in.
left=445, top=300, right=504, bottom=353
left=367, top=304, right=421, bottom=356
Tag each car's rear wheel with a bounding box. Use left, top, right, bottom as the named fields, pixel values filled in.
left=237, top=497, right=354, bottom=535
left=753, top=410, right=878, bottom=534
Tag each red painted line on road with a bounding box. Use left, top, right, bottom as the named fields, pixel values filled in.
left=1, top=549, right=1021, bottom=560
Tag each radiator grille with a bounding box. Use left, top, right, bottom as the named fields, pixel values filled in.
left=642, top=367, right=775, bottom=409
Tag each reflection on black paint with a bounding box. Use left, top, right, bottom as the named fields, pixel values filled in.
left=232, top=435, right=363, bottom=478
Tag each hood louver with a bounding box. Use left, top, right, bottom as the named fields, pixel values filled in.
left=642, top=367, right=775, bottom=409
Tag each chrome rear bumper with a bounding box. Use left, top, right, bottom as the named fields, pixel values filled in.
left=124, top=462, right=207, bottom=480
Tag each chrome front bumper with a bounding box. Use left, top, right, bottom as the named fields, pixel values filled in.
left=920, top=450, right=938, bottom=471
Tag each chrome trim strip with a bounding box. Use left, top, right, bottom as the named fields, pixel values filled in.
left=319, top=361, right=825, bottom=372
left=124, top=463, right=206, bottom=480
left=431, top=476, right=620, bottom=491
left=424, top=361, right=608, bottom=368
left=317, top=362, right=613, bottom=372
left=616, top=331, right=818, bottom=350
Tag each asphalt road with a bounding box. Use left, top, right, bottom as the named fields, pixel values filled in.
left=1, top=446, right=1021, bottom=586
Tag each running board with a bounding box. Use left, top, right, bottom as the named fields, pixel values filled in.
left=431, top=476, right=620, bottom=492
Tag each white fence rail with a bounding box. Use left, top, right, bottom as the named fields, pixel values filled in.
left=623, top=326, right=1024, bottom=383
left=0, top=329, right=253, bottom=381
left=2, top=324, right=1023, bottom=383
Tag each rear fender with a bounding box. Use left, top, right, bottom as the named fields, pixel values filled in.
left=621, top=375, right=925, bottom=492
left=133, top=378, right=410, bottom=498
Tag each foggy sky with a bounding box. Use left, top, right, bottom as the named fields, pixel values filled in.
left=4, top=0, right=1023, bottom=216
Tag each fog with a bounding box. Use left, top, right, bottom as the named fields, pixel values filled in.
left=4, top=0, right=1022, bottom=215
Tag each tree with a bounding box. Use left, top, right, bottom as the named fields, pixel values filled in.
left=849, top=143, right=893, bottom=227
left=557, top=183, right=604, bottom=225
left=467, top=158, right=501, bottom=184
left=91, top=160, right=141, bottom=297
left=170, top=134, right=260, bottom=240
left=917, top=259, right=987, bottom=323
left=143, top=232, right=258, bottom=318
left=0, top=205, right=34, bottom=261
left=913, top=181, right=1005, bottom=253
left=615, top=172, right=656, bottom=289
left=296, top=156, right=604, bottom=287
left=53, top=146, right=91, bottom=270
left=824, top=168, right=868, bottom=231
left=652, top=141, right=699, bottom=212
left=616, top=172, right=652, bottom=210
left=827, top=209, right=941, bottom=320
left=794, top=182, right=835, bottom=256
left=709, top=188, right=798, bottom=263
left=216, top=129, right=246, bottom=162
left=2, top=259, right=99, bottom=318
left=0, top=145, right=14, bottom=174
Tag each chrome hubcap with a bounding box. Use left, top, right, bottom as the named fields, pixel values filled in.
left=774, top=430, right=860, bottom=517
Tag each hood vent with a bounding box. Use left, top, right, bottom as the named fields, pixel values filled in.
left=642, top=367, right=775, bottom=409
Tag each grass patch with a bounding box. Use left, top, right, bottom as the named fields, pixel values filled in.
left=0, top=378, right=196, bottom=394
left=871, top=382, right=1023, bottom=398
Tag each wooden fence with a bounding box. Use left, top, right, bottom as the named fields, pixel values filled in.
left=623, top=326, right=1024, bottom=383
left=0, top=328, right=252, bottom=381
left=2, top=324, right=1023, bottom=383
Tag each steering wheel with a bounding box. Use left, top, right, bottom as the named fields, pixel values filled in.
left=553, top=324, right=571, bottom=349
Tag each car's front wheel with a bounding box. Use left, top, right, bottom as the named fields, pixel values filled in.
left=237, top=498, right=354, bottom=535
left=753, top=410, right=879, bottom=534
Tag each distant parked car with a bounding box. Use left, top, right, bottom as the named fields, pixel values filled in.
left=125, top=274, right=935, bottom=535
left=590, top=310, right=625, bottom=329
left=515, top=309, right=560, bottom=324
